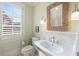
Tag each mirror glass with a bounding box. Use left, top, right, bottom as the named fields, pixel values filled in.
left=50, top=4, right=63, bottom=26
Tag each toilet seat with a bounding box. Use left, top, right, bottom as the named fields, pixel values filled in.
left=21, top=37, right=39, bottom=56
left=22, top=45, right=33, bottom=51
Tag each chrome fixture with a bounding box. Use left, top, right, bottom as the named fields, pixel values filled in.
left=72, top=2, right=79, bottom=13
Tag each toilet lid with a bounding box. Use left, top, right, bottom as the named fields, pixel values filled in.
left=22, top=45, right=34, bottom=52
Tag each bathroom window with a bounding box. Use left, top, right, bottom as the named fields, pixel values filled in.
left=2, top=3, right=22, bottom=35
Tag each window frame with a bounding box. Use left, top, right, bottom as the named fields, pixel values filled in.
left=1, top=3, right=22, bottom=35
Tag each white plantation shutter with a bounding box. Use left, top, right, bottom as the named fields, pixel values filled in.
left=2, top=13, right=12, bottom=35
left=2, top=3, right=22, bottom=35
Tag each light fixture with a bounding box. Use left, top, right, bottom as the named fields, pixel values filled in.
left=40, top=20, right=44, bottom=24
left=72, top=3, right=79, bottom=13
left=40, top=16, right=46, bottom=24
left=71, top=3, right=79, bottom=20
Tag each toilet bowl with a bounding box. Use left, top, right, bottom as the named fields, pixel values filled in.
left=21, top=45, right=34, bottom=56
left=21, top=37, right=39, bottom=56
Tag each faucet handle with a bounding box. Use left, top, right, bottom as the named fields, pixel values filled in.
left=55, top=39, right=60, bottom=44
left=49, top=36, right=54, bottom=42
left=49, top=37, right=52, bottom=42
left=53, top=36, right=55, bottom=40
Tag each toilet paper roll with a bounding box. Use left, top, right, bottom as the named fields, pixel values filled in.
left=22, top=40, right=25, bottom=45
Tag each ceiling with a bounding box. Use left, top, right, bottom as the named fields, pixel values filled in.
left=24, top=2, right=53, bottom=7
left=24, top=2, right=41, bottom=7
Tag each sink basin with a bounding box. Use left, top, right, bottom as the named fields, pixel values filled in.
left=34, top=40, right=64, bottom=55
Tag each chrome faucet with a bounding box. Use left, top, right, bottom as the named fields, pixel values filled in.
left=49, top=36, right=55, bottom=45
left=49, top=36, right=59, bottom=45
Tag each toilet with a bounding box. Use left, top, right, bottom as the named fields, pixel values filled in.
left=21, top=37, right=39, bottom=56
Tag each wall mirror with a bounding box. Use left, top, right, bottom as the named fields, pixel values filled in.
left=47, top=2, right=69, bottom=31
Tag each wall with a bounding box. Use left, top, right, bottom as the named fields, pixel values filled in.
left=69, top=2, right=79, bottom=32
left=33, top=2, right=79, bottom=37
left=0, top=3, right=33, bottom=55
left=22, top=3, right=33, bottom=45
left=33, top=2, right=52, bottom=37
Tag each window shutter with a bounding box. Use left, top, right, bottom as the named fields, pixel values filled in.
left=2, top=3, right=22, bottom=35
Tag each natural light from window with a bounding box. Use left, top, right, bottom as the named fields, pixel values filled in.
left=2, top=3, right=22, bottom=35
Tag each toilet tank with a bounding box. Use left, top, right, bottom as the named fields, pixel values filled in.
left=32, top=37, right=39, bottom=45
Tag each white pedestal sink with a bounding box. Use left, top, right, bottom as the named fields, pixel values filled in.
left=34, top=40, right=64, bottom=56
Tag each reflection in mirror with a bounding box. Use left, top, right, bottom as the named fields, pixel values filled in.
left=50, top=4, right=63, bottom=26
left=47, top=2, right=69, bottom=31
